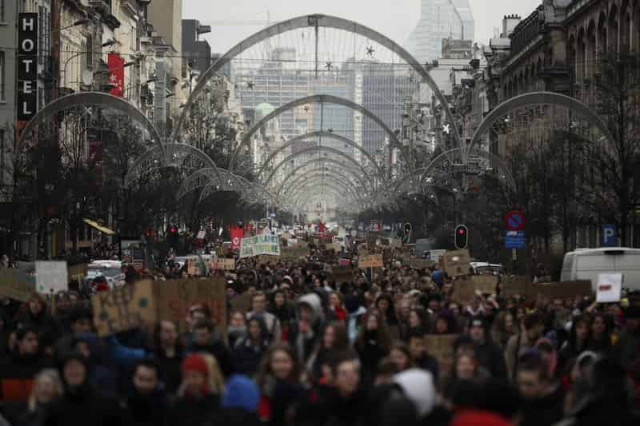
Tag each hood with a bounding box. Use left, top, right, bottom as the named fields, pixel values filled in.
left=73, top=332, right=107, bottom=365
left=394, top=369, right=436, bottom=418
left=297, top=293, right=324, bottom=325
left=221, top=374, right=260, bottom=412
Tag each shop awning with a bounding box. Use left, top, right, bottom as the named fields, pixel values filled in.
left=83, top=218, right=116, bottom=235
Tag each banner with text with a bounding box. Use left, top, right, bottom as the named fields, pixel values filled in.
left=239, top=235, right=281, bottom=258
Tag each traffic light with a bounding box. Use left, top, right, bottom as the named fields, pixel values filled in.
left=167, top=225, right=179, bottom=248
left=455, top=224, right=468, bottom=249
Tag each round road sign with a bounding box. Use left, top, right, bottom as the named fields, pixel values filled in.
left=505, top=211, right=525, bottom=231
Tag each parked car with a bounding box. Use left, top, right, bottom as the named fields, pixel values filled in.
left=86, top=261, right=125, bottom=290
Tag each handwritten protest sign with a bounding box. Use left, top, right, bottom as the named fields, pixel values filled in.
left=330, top=266, right=353, bottom=284
left=155, top=278, right=227, bottom=334
left=389, top=238, right=402, bottom=248
left=92, top=280, right=156, bottom=337
left=502, top=276, right=530, bottom=297
left=424, top=334, right=458, bottom=377
left=597, top=273, right=623, bottom=303
left=530, top=280, right=592, bottom=299
left=0, top=269, right=36, bottom=302
left=35, top=261, right=68, bottom=294
left=68, top=264, right=88, bottom=281
left=358, top=254, right=383, bottom=268
left=281, top=245, right=309, bottom=260
left=239, top=235, right=281, bottom=258
left=210, top=258, right=236, bottom=271
left=441, top=250, right=471, bottom=277
left=471, top=275, right=498, bottom=294
left=451, top=279, right=476, bottom=305
left=230, top=292, right=253, bottom=314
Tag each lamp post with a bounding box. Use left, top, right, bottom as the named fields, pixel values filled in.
left=61, top=40, right=116, bottom=91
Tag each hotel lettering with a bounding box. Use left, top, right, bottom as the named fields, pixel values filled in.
left=17, top=13, right=38, bottom=121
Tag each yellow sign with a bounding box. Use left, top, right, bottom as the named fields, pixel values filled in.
left=210, top=258, right=236, bottom=271
left=358, top=254, right=383, bottom=268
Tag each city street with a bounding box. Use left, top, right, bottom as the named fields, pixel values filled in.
left=0, top=1, right=639, bottom=425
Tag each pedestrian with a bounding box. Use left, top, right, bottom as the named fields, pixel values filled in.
left=468, top=317, right=507, bottom=379
left=256, top=343, right=305, bottom=426
left=355, top=309, right=391, bottom=386
left=233, top=315, right=270, bottom=377
left=515, top=353, right=564, bottom=426
left=152, top=320, right=184, bottom=396
left=505, top=312, right=545, bottom=380
left=186, top=318, right=234, bottom=377
left=14, top=369, right=63, bottom=426
left=247, top=292, right=282, bottom=343
left=123, top=359, right=168, bottom=426
left=169, top=353, right=221, bottom=426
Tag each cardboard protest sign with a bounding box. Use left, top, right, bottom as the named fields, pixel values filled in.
left=471, top=275, right=498, bottom=294
left=389, top=238, right=402, bottom=248
left=530, top=280, right=592, bottom=299
left=68, top=264, right=88, bottom=281
left=92, top=280, right=156, bottom=337
left=35, top=261, right=68, bottom=294
left=281, top=245, right=309, bottom=260
left=326, top=242, right=340, bottom=252
left=330, top=266, right=353, bottom=284
left=230, top=292, right=252, bottom=314
left=210, top=258, right=236, bottom=271
left=451, top=279, right=476, bottom=305
left=426, top=249, right=447, bottom=263
left=596, top=273, right=623, bottom=303
left=358, top=254, right=383, bottom=268
left=155, top=277, right=227, bottom=334
left=441, top=250, right=471, bottom=277
left=502, top=276, right=531, bottom=297
left=0, top=269, right=36, bottom=302
left=424, top=334, right=458, bottom=376
left=407, top=258, right=434, bottom=270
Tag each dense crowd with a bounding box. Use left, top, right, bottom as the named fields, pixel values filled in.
left=0, top=246, right=639, bottom=426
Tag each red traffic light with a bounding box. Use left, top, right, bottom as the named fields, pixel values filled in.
left=169, top=226, right=177, bottom=234
left=458, top=228, right=466, bottom=235
left=455, top=224, right=468, bottom=249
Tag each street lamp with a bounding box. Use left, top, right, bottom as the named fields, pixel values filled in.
left=53, top=18, right=89, bottom=34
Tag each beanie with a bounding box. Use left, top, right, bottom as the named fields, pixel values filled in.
left=181, top=354, right=209, bottom=377
left=451, top=410, right=512, bottom=426
left=221, top=374, right=260, bottom=412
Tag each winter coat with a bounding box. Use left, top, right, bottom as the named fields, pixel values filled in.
left=355, top=331, right=388, bottom=385
left=153, top=350, right=183, bottom=395
left=288, top=294, right=325, bottom=363
left=474, top=340, right=507, bottom=379
left=232, top=338, right=268, bottom=377
left=519, top=383, right=565, bottom=426
left=0, top=352, right=51, bottom=402
left=258, top=378, right=305, bottom=426
left=168, top=393, right=219, bottom=426
left=124, top=389, right=169, bottom=426
left=43, top=383, right=124, bottom=426
left=187, top=339, right=235, bottom=378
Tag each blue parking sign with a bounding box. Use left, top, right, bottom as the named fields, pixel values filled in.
left=505, top=230, right=525, bottom=249
left=601, top=225, right=617, bottom=247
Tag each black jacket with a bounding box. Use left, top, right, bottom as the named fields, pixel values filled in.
left=519, top=383, right=565, bottom=426
left=168, top=394, right=219, bottom=426
left=43, top=383, right=124, bottom=426
left=232, top=339, right=268, bottom=377
left=188, top=340, right=234, bottom=378
left=124, top=389, right=169, bottom=426
left=474, top=340, right=507, bottom=379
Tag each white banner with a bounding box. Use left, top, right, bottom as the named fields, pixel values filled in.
left=239, top=235, right=281, bottom=258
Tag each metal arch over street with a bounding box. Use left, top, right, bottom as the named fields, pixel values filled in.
left=287, top=186, right=353, bottom=211
left=173, top=14, right=461, bottom=148
left=255, top=131, right=385, bottom=179
left=228, top=95, right=402, bottom=171
left=467, top=91, right=616, bottom=156
left=275, top=160, right=372, bottom=196
left=17, top=92, right=164, bottom=153
left=263, top=145, right=377, bottom=186
left=124, top=143, right=223, bottom=187
left=176, top=167, right=249, bottom=200
left=278, top=169, right=365, bottom=200
left=282, top=173, right=363, bottom=200
left=415, top=147, right=517, bottom=191
left=286, top=179, right=363, bottom=205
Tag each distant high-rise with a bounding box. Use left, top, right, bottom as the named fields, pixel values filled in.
left=406, top=0, right=475, bottom=64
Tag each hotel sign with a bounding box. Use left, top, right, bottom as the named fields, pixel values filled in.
left=17, top=13, right=38, bottom=121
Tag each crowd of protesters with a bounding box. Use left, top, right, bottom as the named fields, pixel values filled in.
left=0, top=243, right=639, bottom=426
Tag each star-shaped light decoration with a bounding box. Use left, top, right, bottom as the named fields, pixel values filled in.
left=366, top=46, right=375, bottom=57
left=325, top=61, right=333, bottom=70
left=247, top=81, right=254, bottom=89
left=443, top=123, right=451, bottom=135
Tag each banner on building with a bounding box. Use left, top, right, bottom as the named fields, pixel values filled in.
left=239, top=235, right=281, bottom=258
left=17, top=13, right=38, bottom=121
left=107, top=52, right=125, bottom=97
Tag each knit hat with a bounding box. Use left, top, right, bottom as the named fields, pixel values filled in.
left=181, top=354, right=209, bottom=377
left=394, top=369, right=436, bottom=418
left=221, top=374, right=260, bottom=412
left=451, top=410, right=512, bottom=426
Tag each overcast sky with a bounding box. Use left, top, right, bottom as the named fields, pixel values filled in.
left=183, top=0, right=542, bottom=54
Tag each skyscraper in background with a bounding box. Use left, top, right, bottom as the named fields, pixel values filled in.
left=406, top=0, right=475, bottom=64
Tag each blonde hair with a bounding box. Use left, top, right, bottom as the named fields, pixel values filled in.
left=29, top=369, right=63, bottom=411
left=200, top=353, right=225, bottom=395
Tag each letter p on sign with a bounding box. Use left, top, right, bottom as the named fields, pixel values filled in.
left=601, top=225, right=617, bottom=247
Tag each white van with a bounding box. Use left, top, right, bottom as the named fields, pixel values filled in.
left=560, top=248, right=640, bottom=291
